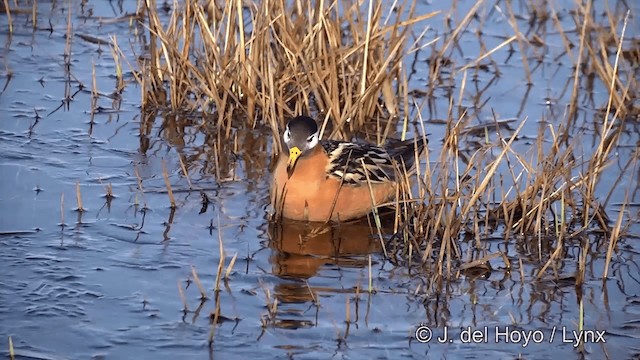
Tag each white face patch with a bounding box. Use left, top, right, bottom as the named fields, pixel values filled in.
left=283, top=127, right=291, bottom=144
left=305, top=132, right=319, bottom=150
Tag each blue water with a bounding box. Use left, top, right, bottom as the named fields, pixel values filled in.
left=1, top=1, right=639, bottom=359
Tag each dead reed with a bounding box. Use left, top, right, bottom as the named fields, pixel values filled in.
left=190, top=265, right=208, bottom=300
left=75, top=181, right=85, bottom=212
left=8, top=336, right=14, bottom=360
left=59, top=192, right=65, bottom=228
left=383, top=1, right=637, bottom=293
left=161, top=159, right=176, bottom=208
left=118, top=0, right=437, bottom=149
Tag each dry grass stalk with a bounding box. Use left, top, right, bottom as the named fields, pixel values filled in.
left=59, top=192, right=65, bottom=227
left=75, top=181, right=84, bottom=212
left=503, top=0, right=531, bottom=84
left=305, top=280, right=318, bottom=305
left=161, top=159, right=176, bottom=208
left=3, top=0, right=12, bottom=34
left=603, top=201, right=626, bottom=279
left=367, top=254, right=373, bottom=293
left=104, top=183, right=114, bottom=201
left=90, top=59, right=97, bottom=129
left=258, top=282, right=278, bottom=329
left=109, top=35, right=125, bottom=94
left=30, top=0, right=36, bottom=30
left=577, top=295, right=585, bottom=352
left=584, top=10, right=631, bottom=221
left=361, top=158, right=387, bottom=258
left=459, top=35, right=517, bottom=72
left=345, top=296, right=351, bottom=324
left=63, top=1, right=72, bottom=84
left=190, top=265, right=208, bottom=300
left=224, top=252, right=237, bottom=280
left=8, top=335, right=14, bottom=360
left=214, top=214, right=225, bottom=293
left=177, top=280, right=189, bottom=313
left=208, top=291, right=221, bottom=346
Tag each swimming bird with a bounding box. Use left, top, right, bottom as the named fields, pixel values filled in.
left=270, top=116, right=426, bottom=222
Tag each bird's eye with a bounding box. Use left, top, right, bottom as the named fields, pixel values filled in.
left=306, top=136, right=314, bottom=143
left=283, top=129, right=291, bottom=142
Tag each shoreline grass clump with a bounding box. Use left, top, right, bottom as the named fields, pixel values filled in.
left=382, top=3, right=638, bottom=291
left=122, top=0, right=639, bottom=300
left=119, top=0, right=438, bottom=146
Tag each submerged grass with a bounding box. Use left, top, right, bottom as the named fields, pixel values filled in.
left=112, top=0, right=640, bottom=292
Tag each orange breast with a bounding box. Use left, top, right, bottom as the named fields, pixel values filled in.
left=270, top=147, right=396, bottom=222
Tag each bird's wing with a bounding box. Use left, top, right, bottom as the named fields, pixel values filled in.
left=321, top=140, right=396, bottom=184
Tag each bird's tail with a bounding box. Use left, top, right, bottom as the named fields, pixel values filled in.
left=388, top=137, right=428, bottom=172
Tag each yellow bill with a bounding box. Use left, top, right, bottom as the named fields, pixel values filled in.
left=287, top=146, right=302, bottom=177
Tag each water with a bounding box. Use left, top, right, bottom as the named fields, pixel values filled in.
left=1, top=1, right=639, bottom=359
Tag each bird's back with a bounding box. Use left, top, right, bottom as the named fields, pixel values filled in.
left=320, top=137, right=426, bottom=184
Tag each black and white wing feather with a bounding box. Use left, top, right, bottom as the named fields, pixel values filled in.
left=321, top=140, right=397, bottom=184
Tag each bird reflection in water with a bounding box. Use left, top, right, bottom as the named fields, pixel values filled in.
left=266, top=219, right=382, bottom=308
left=268, top=219, right=382, bottom=280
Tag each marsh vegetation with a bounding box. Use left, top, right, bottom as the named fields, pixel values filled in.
left=1, top=0, right=638, bottom=358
